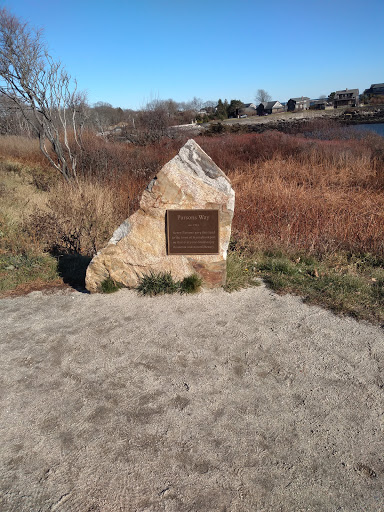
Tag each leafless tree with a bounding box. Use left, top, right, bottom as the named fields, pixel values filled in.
left=88, top=101, right=126, bottom=137
left=255, top=89, right=272, bottom=104
left=203, top=100, right=216, bottom=109
left=0, top=93, right=33, bottom=135
left=0, top=8, right=88, bottom=181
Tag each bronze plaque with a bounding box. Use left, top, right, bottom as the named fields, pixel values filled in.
left=167, top=210, right=219, bottom=255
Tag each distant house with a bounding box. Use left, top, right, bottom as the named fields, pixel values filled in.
left=334, top=88, right=359, bottom=108
left=363, top=83, right=384, bottom=99
left=256, top=103, right=265, bottom=116
left=312, top=99, right=326, bottom=110
left=262, top=101, right=285, bottom=114
left=239, top=103, right=257, bottom=116
left=287, top=97, right=310, bottom=111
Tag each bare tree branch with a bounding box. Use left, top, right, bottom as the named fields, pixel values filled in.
left=255, top=89, right=272, bottom=104
left=0, top=8, right=88, bottom=181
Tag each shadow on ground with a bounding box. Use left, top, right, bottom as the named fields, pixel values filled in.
left=56, top=253, right=91, bottom=292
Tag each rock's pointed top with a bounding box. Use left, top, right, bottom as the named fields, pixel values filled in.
left=175, top=139, right=231, bottom=193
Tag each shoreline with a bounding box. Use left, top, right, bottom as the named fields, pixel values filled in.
left=200, top=106, right=384, bottom=134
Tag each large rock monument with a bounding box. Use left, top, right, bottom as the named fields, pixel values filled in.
left=85, top=139, right=235, bottom=292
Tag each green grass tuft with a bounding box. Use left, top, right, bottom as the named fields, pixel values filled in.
left=225, top=249, right=261, bottom=292
left=137, top=271, right=202, bottom=297
left=254, top=250, right=384, bottom=324
left=179, top=274, right=202, bottom=294
left=224, top=240, right=384, bottom=324
left=100, top=276, right=123, bottom=294
left=137, top=271, right=179, bottom=296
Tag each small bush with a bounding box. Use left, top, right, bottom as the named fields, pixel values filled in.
left=26, top=178, right=126, bottom=256
left=179, top=274, right=202, bottom=294
left=137, top=271, right=179, bottom=296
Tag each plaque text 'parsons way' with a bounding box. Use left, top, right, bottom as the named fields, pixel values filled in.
left=167, top=210, right=219, bottom=255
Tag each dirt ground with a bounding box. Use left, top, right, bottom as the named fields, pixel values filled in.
left=0, top=284, right=383, bottom=512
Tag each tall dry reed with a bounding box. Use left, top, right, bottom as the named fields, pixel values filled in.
left=229, top=156, right=384, bottom=258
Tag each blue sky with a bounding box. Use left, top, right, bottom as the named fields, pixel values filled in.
left=3, top=0, right=384, bottom=109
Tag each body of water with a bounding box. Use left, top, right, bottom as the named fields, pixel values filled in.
left=354, top=123, right=384, bottom=137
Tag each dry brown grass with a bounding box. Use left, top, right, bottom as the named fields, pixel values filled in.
left=229, top=157, right=384, bottom=258
left=0, top=135, right=47, bottom=167
left=27, top=179, right=130, bottom=256
left=194, top=130, right=384, bottom=259
left=2, top=127, right=384, bottom=262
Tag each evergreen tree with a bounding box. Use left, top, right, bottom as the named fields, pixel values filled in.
left=227, top=99, right=243, bottom=118
left=215, top=99, right=227, bottom=119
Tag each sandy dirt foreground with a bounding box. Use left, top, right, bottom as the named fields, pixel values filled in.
left=0, top=284, right=383, bottom=512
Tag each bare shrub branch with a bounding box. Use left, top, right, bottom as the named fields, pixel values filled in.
left=0, top=8, right=88, bottom=181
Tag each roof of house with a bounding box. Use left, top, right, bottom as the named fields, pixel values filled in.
left=290, top=97, right=310, bottom=101
left=242, top=103, right=256, bottom=109
left=263, top=101, right=283, bottom=109
left=335, top=89, right=359, bottom=96
left=364, top=84, right=384, bottom=95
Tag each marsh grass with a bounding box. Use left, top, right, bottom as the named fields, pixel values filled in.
left=224, top=245, right=261, bottom=292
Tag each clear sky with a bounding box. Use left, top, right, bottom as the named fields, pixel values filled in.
left=3, top=0, right=384, bottom=109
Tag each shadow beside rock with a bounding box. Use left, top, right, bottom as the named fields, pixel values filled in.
left=56, top=254, right=91, bottom=293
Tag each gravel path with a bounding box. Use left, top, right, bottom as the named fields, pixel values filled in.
left=0, top=285, right=383, bottom=511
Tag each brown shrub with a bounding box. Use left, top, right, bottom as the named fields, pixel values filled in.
left=77, top=131, right=181, bottom=180
left=27, top=179, right=130, bottom=256
left=197, top=131, right=383, bottom=177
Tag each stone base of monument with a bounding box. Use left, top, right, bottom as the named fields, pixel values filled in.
left=85, top=139, right=235, bottom=293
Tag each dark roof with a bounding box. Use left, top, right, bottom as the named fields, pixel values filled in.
left=364, top=84, right=384, bottom=95
left=335, top=89, right=359, bottom=96
left=290, top=97, right=310, bottom=101
left=263, top=101, right=282, bottom=109
left=242, top=103, right=256, bottom=109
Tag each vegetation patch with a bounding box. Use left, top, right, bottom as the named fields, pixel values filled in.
left=224, top=242, right=261, bottom=292
left=1, top=126, right=384, bottom=324
left=0, top=252, right=58, bottom=292
left=137, top=271, right=202, bottom=297
left=100, top=277, right=124, bottom=294
left=179, top=274, right=202, bottom=294
left=226, top=242, right=384, bottom=324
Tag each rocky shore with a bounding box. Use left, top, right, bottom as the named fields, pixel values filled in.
left=338, top=106, right=384, bottom=125
left=202, top=106, right=384, bottom=135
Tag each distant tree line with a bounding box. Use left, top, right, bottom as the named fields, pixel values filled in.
left=0, top=88, right=249, bottom=142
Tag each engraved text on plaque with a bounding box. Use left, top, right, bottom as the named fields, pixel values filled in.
left=167, top=210, right=219, bottom=255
